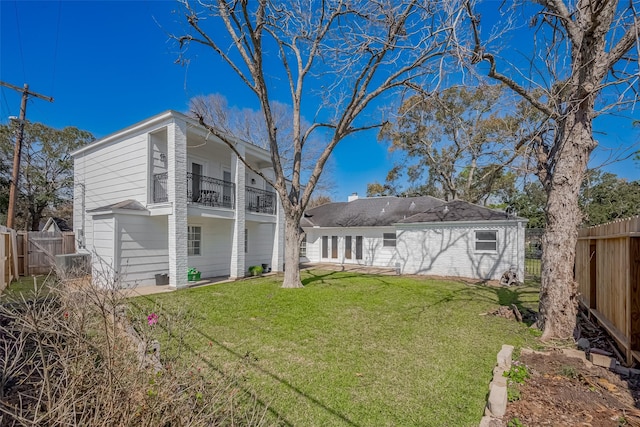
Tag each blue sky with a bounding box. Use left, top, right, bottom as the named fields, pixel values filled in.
left=1, top=1, right=638, bottom=203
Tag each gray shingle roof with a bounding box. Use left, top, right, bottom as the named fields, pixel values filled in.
left=399, top=200, right=522, bottom=223
left=301, top=196, right=445, bottom=227
left=302, top=197, right=523, bottom=228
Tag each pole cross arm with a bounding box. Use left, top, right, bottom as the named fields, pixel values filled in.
left=0, top=81, right=54, bottom=103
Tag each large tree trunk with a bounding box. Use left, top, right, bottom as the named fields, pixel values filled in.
left=539, top=113, right=595, bottom=340
left=281, top=215, right=303, bottom=289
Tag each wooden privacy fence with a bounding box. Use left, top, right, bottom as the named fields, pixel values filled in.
left=1, top=226, right=19, bottom=291
left=17, top=231, right=76, bottom=275
left=576, top=216, right=640, bottom=364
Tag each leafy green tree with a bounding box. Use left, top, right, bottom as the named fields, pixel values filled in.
left=366, top=182, right=394, bottom=197
left=580, top=171, right=640, bottom=226
left=377, top=85, right=533, bottom=204
left=0, top=122, right=94, bottom=230
left=509, top=182, right=547, bottom=229
left=508, top=172, right=639, bottom=229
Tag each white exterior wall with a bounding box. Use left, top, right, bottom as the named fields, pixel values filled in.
left=304, top=227, right=398, bottom=267
left=186, top=217, right=233, bottom=278
left=246, top=222, right=275, bottom=271
left=396, top=221, right=525, bottom=281
left=72, top=111, right=283, bottom=287
left=304, top=221, right=525, bottom=281
left=91, top=215, right=116, bottom=287
left=73, top=130, right=149, bottom=253
left=116, top=214, right=169, bottom=287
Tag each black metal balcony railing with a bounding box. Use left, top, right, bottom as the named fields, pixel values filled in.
left=187, top=172, right=235, bottom=209
left=246, top=186, right=276, bottom=214
left=153, top=173, right=274, bottom=216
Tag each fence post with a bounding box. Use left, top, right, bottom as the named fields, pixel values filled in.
left=23, top=232, right=29, bottom=276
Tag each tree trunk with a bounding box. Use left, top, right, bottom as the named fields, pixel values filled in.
left=538, top=113, right=595, bottom=340
left=30, top=209, right=42, bottom=232
left=281, top=214, right=303, bottom=289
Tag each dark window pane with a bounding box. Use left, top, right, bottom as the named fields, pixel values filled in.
left=355, top=236, right=363, bottom=259
left=383, top=232, right=396, bottom=247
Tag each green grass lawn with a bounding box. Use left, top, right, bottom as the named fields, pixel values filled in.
left=131, top=270, right=540, bottom=426
left=1, top=275, right=52, bottom=300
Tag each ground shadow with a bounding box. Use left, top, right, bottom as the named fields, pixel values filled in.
left=130, top=292, right=361, bottom=427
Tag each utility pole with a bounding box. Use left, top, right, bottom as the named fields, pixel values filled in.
left=0, top=81, right=54, bottom=229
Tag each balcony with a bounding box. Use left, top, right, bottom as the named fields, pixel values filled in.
left=246, top=186, right=276, bottom=214
left=153, top=173, right=275, bottom=215
left=153, top=172, right=235, bottom=208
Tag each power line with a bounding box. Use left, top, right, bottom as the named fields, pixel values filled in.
left=51, top=0, right=63, bottom=95
left=1, top=88, right=14, bottom=119
left=13, top=1, right=26, bottom=82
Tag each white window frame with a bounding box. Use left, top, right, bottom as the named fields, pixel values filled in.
left=383, top=232, right=396, bottom=247
left=188, top=225, right=202, bottom=256
left=300, top=235, right=307, bottom=257
left=475, top=230, right=498, bottom=252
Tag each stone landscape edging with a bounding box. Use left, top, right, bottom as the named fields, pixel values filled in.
left=479, top=344, right=514, bottom=427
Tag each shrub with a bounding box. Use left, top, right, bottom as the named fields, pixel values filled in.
left=248, top=265, right=263, bottom=276
left=0, top=274, right=270, bottom=426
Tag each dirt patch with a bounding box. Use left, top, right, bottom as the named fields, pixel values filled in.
left=505, top=350, right=640, bottom=426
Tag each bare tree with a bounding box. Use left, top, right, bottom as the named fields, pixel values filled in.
left=189, top=93, right=337, bottom=197
left=172, top=0, right=467, bottom=288
left=466, top=0, right=639, bottom=339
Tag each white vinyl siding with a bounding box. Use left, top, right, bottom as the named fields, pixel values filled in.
left=74, top=131, right=149, bottom=253
left=74, top=133, right=148, bottom=208
left=72, top=111, right=283, bottom=288
left=396, top=223, right=524, bottom=281
left=91, top=216, right=116, bottom=287
left=245, top=222, right=275, bottom=270
left=116, top=215, right=169, bottom=287
left=303, top=222, right=524, bottom=281
left=305, top=228, right=397, bottom=267
left=186, top=218, right=232, bottom=278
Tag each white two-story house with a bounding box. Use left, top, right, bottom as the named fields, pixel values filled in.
left=72, top=110, right=284, bottom=288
